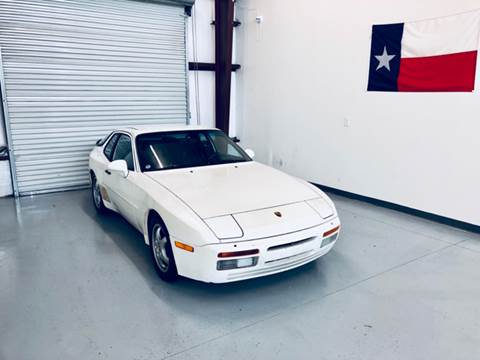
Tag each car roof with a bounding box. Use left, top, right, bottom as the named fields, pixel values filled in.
left=117, top=124, right=219, bottom=136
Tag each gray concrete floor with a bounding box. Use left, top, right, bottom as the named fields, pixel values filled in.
left=1, top=190, right=480, bottom=360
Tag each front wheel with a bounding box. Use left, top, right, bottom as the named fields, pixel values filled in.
left=149, top=217, right=178, bottom=282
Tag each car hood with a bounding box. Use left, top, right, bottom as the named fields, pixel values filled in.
left=145, top=161, right=320, bottom=219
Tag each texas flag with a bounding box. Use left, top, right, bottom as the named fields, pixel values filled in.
left=367, top=11, right=480, bottom=92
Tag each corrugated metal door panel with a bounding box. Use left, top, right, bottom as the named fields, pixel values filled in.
left=0, top=0, right=188, bottom=195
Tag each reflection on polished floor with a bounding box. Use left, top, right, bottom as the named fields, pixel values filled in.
left=1, top=190, right=479, bottom=360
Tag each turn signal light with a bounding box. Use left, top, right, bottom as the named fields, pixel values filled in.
left=323, top=225, right=340, bottom=238
left=175, top=241, right=194, bottom=252
left=218, top=249, right=259, bottom=258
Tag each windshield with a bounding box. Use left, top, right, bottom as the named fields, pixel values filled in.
left=136, top=130, right=251, bottom=172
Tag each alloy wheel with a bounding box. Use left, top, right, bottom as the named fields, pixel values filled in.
left=152, top=223, right=169, bottom=272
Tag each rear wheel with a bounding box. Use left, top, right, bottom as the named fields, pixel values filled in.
left=91, top=173, right=107, bottom=214
left=149, top=216, right=178, bottom=282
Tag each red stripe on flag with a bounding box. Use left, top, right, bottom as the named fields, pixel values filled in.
left=398, top=50, right=477, bottom=92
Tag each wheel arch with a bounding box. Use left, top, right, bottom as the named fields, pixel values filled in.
left=144, top=208, right=169, bottom=246
left=89, top=169, right=96, bottom=183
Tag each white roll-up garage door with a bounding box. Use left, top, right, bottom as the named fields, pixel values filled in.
left=0, top=0, right=189, bottom=196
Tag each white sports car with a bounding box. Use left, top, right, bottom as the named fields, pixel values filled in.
left=89, top=125, right=340, bottom=283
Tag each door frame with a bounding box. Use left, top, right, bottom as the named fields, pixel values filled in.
left=0, top=47, right=19, bottom=197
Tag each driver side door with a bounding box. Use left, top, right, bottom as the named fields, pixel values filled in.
left=103, top=133, right=139, bottom=226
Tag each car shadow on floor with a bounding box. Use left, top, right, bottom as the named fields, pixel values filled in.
left=80, top=190, right=339, bottom=318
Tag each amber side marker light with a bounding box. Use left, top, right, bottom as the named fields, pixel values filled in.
left=218, top=249, right=259, bottom=258
left=175, top=241, right=194, bottom=252
left=323, top=225, right=340, bottom=238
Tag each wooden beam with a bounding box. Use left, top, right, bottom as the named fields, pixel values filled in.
left=189, top=62, right=240, bottom=72
left=214, top=0, right=235, bottom=134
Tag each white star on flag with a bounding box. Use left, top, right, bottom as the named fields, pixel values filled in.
left=375, top=46, right=396, bottom=71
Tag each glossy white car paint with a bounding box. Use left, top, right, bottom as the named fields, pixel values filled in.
left=89, top=125, right=340, bottom=283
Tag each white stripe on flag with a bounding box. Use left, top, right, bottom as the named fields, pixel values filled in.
left=401, top=10, right=480, bottom=58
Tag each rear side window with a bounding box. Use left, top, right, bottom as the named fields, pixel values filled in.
left=103, top=133, right=120, bottom=161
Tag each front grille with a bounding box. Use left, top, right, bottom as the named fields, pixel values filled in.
left=265, top=250, right=313, bottom=264
left=267, top=237, right=316, bottom=251
left=226, top=249, right=323, bottom=281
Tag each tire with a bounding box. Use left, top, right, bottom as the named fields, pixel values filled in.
left=149, top=215, right=178, bottom=282
left=91, top=173, right=107, bottom=214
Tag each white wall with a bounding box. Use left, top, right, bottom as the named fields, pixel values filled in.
left=0, top=108, right=5, bottom=146
left=235, top=0, right=480, bottom=226
left=187, top=0, right=215, bottom=128
left=0, top=108, right=12, bottom=197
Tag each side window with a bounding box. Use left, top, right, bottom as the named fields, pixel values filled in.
left=112, top=134, right=134, bottom=171
left=103, top=133, right=120, bottom=161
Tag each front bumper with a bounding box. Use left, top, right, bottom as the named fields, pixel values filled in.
left=172, top=216, right=340, bottom=283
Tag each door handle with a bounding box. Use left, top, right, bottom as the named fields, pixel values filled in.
left=105, top=169, right=111, bottom=175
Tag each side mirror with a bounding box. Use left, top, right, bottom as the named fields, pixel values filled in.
left=245, top=148, right=255, bottom=159
left=95, top=138, right=102, bottom=146
left=108, top=160, right=128, bottom=178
